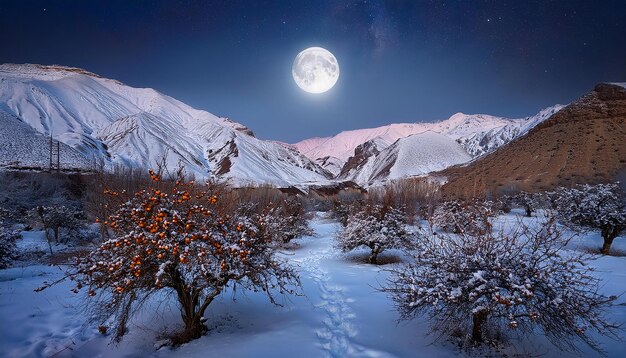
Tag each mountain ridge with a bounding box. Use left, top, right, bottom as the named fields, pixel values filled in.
left=0, top=63, right=332, bottom=186
left=292, top=105, right=564, bottom=174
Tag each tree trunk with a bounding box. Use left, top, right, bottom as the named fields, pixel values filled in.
left=525, top=206, right=532, bottom=217
left=472, top=311, right=487, bottom=344
left=174, top=282, right=221, bottom=344
left=175, top=291, right=207, bottom=344
left=179, top=315, right=206, bottom=343
left=46, top=230, right=54, bottom=255
left=53, top=226, right=59, bottom=243
left=601, top=228, right=617, bottom=255
left=368, top=247, right=380, bottom=264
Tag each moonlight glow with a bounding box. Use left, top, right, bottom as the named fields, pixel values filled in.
left=292, top=47, right=339, bottom=94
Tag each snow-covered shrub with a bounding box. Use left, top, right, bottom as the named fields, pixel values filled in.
left=552, top=183, right=626, bottom=255
left=331, top=200, right=351, bottom=227
left=32, top=206, right=82, bottom=242
left=330, top=199, right=364, bottom=227
left=493, top=196, right=512, bottom=214
left=263, top=198, right=313, bottom=245
left=337, top=204, right=412, bottom=264
left=41, top=170, right=299, bottom=344
left=0, top=226, right=19, bottom=269
left=509, top=191, right=546, bottom=217
left=0, top=207, right=30, bottom=230
left=238, top=198, right=312, bottom=246
left=382, top=216, right=618, bottom=353
left=431, top=200, right=495, bottom=235
left=29, top=205, right=83, bottom=254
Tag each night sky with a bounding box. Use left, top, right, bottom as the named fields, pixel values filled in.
left=1, top=1, right=625, bottom=142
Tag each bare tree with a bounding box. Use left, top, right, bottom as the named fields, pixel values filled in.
left=30, top=205, right=82, bottom=253
left=337, top=204, right=412, bottom=264
left=552, top=183, right=626, bottom=255
left=509, top=191, right=547, bottom=217
left=257, top=198, right=313, bottom=245
left=430, top=200, right=496, bottom=236
left=382, top=216, right=619, bottom=354
left=367, top=178, right=441, bottom=224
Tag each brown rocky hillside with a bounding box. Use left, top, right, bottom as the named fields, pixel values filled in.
left=440, top=83, right=626, bottom=199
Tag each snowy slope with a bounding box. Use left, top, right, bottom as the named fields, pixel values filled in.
left=456, top=105, right=564, bottom=156
left=0, top=110, right=93, bottom=171
left=314, top=156, right=343, bottom=176
left=0, top=64, right=330, bottom=186
left=293, top=107, right=563, bottom=171
left=342, top=132, right=472, bottom=185
left=294, top=123, right=428, bottom=163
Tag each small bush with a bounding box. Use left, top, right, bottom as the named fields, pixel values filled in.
left=509, top=191, right=547, bottom=217
left=0, top=226, right=19, bottom=268
left=257, top=198, right=314, bottom=245
left=431, top=200, right=496, bottom=235
left=337, top=204, right=412, bottom=264
left=29, top=205, right=83, bottom=254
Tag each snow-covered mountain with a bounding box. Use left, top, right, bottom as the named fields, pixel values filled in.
left=0, top=63, right=566, bottom=188
left=293, top=106, right=564, bottom=175
left=0, top=64, right=331, bottom=186
left=294, top=123, right=428, bottom=163
left=339, top=132, right=472, bottom=185
left=455, top=105, right=564, bottom=156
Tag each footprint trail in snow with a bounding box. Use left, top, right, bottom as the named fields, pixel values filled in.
left=293, top=217, right=392, bottom=358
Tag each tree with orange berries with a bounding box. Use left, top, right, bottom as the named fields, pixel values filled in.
left=64, top=170, right=300, bottom=344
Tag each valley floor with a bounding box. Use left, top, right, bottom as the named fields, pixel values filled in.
left=1, top=212, right=625, bottom=357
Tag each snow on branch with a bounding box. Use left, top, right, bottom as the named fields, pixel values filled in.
left=382, top=214, right=619, bottom=353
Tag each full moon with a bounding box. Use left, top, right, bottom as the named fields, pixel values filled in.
left=292, top=47, right=339, bottom=94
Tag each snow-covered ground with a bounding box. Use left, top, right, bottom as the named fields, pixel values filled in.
left=1, top=212, right=625, bottom=357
